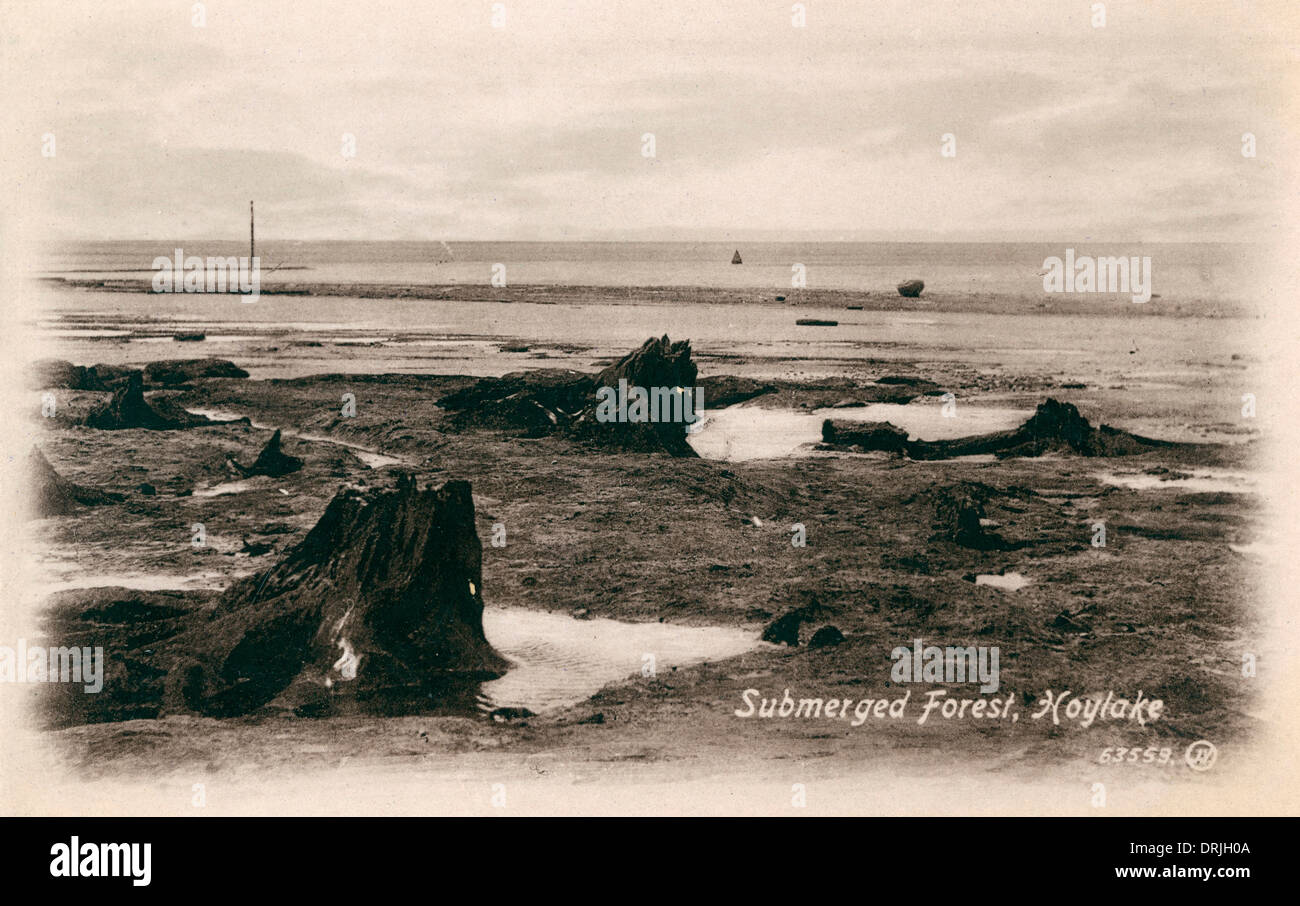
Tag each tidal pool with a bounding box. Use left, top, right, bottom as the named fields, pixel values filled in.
left=478, top=607, right=759, bottom=714
left=1093, top=468, right=1258, bottom=495
left=687, top=402, right=1032, bottom=461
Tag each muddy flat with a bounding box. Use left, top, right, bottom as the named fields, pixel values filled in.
left=18, top=277, right=1275, bottom=814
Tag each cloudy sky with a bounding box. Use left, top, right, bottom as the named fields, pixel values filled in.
left=4, top=0, right=1295, bottom=241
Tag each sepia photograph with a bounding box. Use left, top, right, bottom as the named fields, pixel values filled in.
left=0, top=0, right=1297, bottom=880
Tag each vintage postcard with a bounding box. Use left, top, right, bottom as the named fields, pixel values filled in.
left=1, top=0, right=1297, bottom=836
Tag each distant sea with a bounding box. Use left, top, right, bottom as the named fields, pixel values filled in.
left=37, top=240, right=1258, bottom=303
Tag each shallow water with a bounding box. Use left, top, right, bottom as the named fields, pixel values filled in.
left=32, top=575, right=758, bottom=716
left=1093, top=468, right=1258, bottom=495
left=478, top=607, right=759, bottom=714
left=687, top=401, right=1031, bottom=461
left=975, top=573, right=1032, bottom=591
left=37, top=239, right=1261, bottom=299
left=193, top=478, right=268, bottom=497
left=36, top=283, right=1260, bottom=393
left=38, top=572, right=233, bottom=594
left=183, top=408, right=405, bottom=469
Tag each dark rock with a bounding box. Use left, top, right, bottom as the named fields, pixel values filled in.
left=234, top=429, right=303, bottom=478
left=822, top=399, right=1173, bottom=460
left=906, top=399, right=1171, bottom=459
left=876, top=375, right=941, bottom=392
left=439, top=336, right=702, bottom=456
left=82, top=372, right=240, bottom=430
left=28, top=359, right=136, bottom=391
left=137, top=482, right=156, bottom=496
left=489, top=706, right=535, bottom=722
left=27, top=447, right=124, bottom=517
left=29, top=359, right=84, bottom=390
left=1050, top=610, right=1092, bottom=633
left=33, top=357, right=246, bottom=391
left=186, top=477, right=506, bottom=716
left=143, top=358, right=248, bottom=385
left=928, top=481, right=1007, bottom=550
left=575, top=335, right=700, bottom=457
left=761, top=603, right=824, bottom=646
left=821, top=419, right=909, bottom=453
left=897, top=279, right=925, bottom=298
left=795, top=319, right=838, bottom=326
left=807, top=625, right=845, bottom=648
left=438, top=369, right=593, bottom=435
left=696, top=375, right=774, bottom=408
left=762, top=611, right=803, bottom=646
left=173, top=332, right=206, bottom=342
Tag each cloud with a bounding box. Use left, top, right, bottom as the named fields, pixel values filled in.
left=5, top=0, right=1295, bottom=240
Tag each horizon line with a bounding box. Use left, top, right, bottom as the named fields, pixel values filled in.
left=31, top=236, right=1256, bottom=245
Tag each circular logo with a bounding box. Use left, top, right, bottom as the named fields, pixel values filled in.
left=1184, top=740, right=1218, bottom=772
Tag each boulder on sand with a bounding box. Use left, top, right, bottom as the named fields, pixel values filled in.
left=39, top=477, right=507, bottom=724
left=234, top=429, right=303, bottom=478
left=81, top=372, right=240, bottom=430
left=27, top=447, right=123, bottom=518
left=897, top=279, right=925, bottom=298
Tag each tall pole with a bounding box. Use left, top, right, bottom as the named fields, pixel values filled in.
left=249, top=200, right=255, bottom=259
